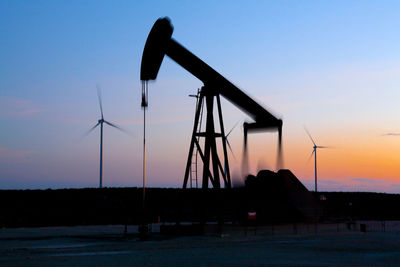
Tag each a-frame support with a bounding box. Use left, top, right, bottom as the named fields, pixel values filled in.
left=183, top=86, right=231, bottom=189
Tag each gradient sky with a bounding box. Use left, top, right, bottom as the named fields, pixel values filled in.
left=1, top=0, right=400, bottom=192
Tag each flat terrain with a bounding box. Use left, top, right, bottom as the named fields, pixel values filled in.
left=1, top=223, right=400, bottom=266
left=3, top=188, right=400, bottom=228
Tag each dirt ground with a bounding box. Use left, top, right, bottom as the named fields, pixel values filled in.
left=1, top=222, right=400, bottom=266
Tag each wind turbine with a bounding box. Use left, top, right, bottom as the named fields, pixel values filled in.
left=223, top=120, right=240, bottom=176
left=85, top=86, right=129, bottom=188
left=305, top=128, right=328, bottom=192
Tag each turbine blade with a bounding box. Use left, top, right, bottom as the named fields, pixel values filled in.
left=104, top=120, right=132, bottom=135
left=82, top=122, right=100, bottom=138
left=307, top=150, right=315, bottom=162
left=226, top=138, right=236, bottom=160
left=226, top=120, right=241, bottom=138
left=96, top=85, right=104, bottom=119
left=304, top=126, right=316, bottom=146
left=317, top=146, right=332, bottom=149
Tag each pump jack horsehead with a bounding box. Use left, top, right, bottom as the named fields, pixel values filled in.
left=140, top=17, right=283, bottom=189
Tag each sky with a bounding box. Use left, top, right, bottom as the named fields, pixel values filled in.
left=1, top=0, right=400, bottom=192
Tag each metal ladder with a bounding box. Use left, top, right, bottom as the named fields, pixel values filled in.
left=189, top=89, right=204, bottom=188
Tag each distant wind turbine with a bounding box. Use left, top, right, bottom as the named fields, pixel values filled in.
left=84, top=86, right=129, bottom=188
left=305, top=128, right=329, bottom=192
left=224, top=121, right=240, bottom=176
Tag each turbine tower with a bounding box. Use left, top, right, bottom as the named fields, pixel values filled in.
left=85, top=86, right=128, bottom=188
left=305, top=128, right=328, bottom=192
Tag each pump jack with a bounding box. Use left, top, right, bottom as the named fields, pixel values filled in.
left=141, top=17, right=283, bottom=189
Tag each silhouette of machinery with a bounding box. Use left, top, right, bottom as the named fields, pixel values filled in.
left=141, top=17, right=283, bottom=189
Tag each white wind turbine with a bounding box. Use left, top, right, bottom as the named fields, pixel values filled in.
left=84, top=86, right=129, bottom=188
left=305, top=128, right=329, bottom=192
left=223, top=120, right=240, bottom=176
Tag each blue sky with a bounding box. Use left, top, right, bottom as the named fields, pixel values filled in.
left=2, top=1, right=400, bottom=191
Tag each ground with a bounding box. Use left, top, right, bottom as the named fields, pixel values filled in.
left=1, top=223, right=399, bottom=266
